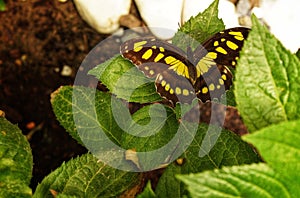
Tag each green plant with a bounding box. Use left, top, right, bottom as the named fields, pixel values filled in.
left=0, top=0, right=6, bottom=11
left=1, top=0, right=299, bottom=197
left=0, top=116, right=32, bottom=197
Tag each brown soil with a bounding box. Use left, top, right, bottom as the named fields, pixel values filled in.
left=0, top=0, right=111, bottom=190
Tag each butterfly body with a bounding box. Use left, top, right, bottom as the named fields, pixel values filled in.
left=120, top=27, right=250, bottom=104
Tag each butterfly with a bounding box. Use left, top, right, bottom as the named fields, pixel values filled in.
left=120, top=27, right=250, bottom=104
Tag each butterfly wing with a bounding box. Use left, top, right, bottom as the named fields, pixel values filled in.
left=120, top=38, right=198, bottom=104
left=192, top=27, right=249, bottom=101
left=194, top=64, right=233, bottom=101
left=194, top=27, right=250, bottom=68
left=121, top=38, right=195, bottom=79
left=156, top=70, right=196, bottom=104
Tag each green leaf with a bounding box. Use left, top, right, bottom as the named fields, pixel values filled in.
left=0, top=117, right=32, bottom=197
left=155, top=124, right=260, bottom=197
left=0, top=0, right=5, bottom=11
left=183, top=124, right=260, bottom=171
left=155, top=164, right=184, bottom=198
left=88, top=55, right=161, bottom=103
left=173, top=0, right=225, bottom=50
left=52, top=86, right=146, bottom=170
left=51, top=85, right=125, bottom=146
left=33, top=153, right=140, bottom=198
left=122, top=104, right=177, bottom=149
left=53, top=86, right=179, bottom=171
left=177, top=163, right=292, bottom=198
left=51, top=86, right=84, bottom=145
left=235, top=15, right=300, bottom=132
left=56, top=195, right=77, bottom=198
left=121, top=104, right=182, bottom=171
left=222, top=86, right=236, bottom=107
left=243, top=119, right=300, bottom=182
left=137, top=181, right=156, bottom=198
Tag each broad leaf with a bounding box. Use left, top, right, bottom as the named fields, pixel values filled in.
left=243, top=119, right=300, bottom=183
left=121, top=104, right=182, bottom=171
left=0, top=117, right=32, bottom=197
left=88, top=55, right=161, bottom=103
left=33, top=154, right=140, bottom=197
left=137, top=181, right=156, bottom=198
left=177, top=163, right=292, bottom=197
left=51, top=86, right=83, bottom=145
left=51, top=86, right=151, bottom=170
left=51, top=85, right=127, bottom=146
left=0, top=0, right=5, bottom=11
left=173, top=0, right=225, bottom=51
left=155, top=124, right=260, bottom=197
left=235, top=15, right=300, bottom=131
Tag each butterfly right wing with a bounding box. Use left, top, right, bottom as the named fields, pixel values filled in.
left=192, top=27, right=249, bottom=102
left=193, top=27, right=250, bottom=69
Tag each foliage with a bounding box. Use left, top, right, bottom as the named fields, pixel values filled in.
left=0, top=0, right=6, bottom=11
left=0, top=117, right=32, bottom=197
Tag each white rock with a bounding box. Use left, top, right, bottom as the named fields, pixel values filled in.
left=218, top=0, right=240, bottom=28
left=236, top=0, right=252, bottom=16
left=182, top=0, right=239, bottom=28
left=134, top=0, right=184, bottom=39
left=251, top=7, right=263, bottom=19
left=182, top=0, right=211, bottom=22
left=259, top=0, right=300, bottom=52
left=73, top=0, right=131, bottom=34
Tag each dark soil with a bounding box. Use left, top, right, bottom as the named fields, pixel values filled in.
left=0, top=0, right=248, bottom=192
left=0, top=0, right=113, bottom=190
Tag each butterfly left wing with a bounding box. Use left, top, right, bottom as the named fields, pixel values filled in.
left=156, top=70, right=197, bottom=104
left=120, top=37, right=198, bottom=104
left=120, top=37, right=196, bottom=80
